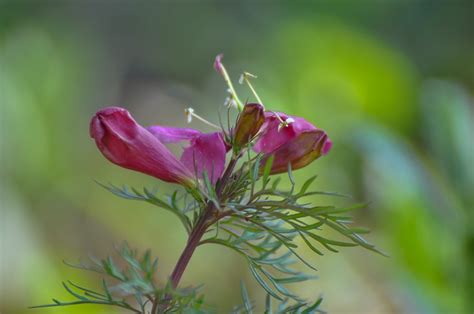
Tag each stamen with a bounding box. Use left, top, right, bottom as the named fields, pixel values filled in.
left=240, top=72, right=264, bottom=107
left=223, top=95, right=238, bottom=109
left=276, top=115, right=294, bottom=132
left=214, top=55, right=244, bottom=111
left=184, top=108, right=194, bottom=123
left=184, top=107, right=221, bottom=130
left=285, top=117, right=295, bottom=124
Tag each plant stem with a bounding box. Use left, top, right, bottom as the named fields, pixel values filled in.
left=153, top=206, right=213, bottom=314
left=169, top=157, right=239, bottom=289
left=169, top=207, right=213, bottom=288
left=154, top=157, right=239, bottom=313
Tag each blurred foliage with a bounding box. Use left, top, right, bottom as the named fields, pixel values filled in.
left=1, top=1, right=473, bottom=313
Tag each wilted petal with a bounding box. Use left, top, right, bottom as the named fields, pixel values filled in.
left=180, top=132, right=227, bottom=184
left=90, top=107, right=194, bottom=186
left=147, top=126, right=202, bottom=143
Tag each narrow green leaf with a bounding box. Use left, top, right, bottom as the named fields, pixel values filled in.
left=271, top=177, right=281, bottom=191
left=264, top=293, right=273, bottom=314
left=299, top=233, right=324, bottom=256
left=102, top=280, right=112, bottom=301
left=102, top=256, right=126, bottom=281
left=62, top=282, right=88, bottom=301
left=346, top=227, right=371, bottom=234
left=302, top=297, right=323, bottom=314
left=203, top=172, right=219, bottom=205
left=273, top=274, right=314, bottom=284
left=299, top=175, right=318, bottom=195
left=240, top=281, right=253, bottom=314
left=259, top=268, right=300, bottom=300
left=287, top=163, right=295, bottom=187
left=249, top=263, right=282, bottom=301
left=262, top=155, right=275, bottom=189
left=66, top=281, right=107, bottom=300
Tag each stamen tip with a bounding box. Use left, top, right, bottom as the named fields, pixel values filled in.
left=185, top=107, right=194, bottom=123
left=238, top=74, right=244, bottom=85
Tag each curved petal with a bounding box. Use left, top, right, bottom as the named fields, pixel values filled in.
left=321, top=138, right=333, bottom=155
left=262, top=130, right=329, bottom=175
left=90, top=107, right=194, bottom=186
left=147, top=126, right=202, bottom=143
left=180, top=132, right=227, bottom=184
left=253, top=112, right=316, bottom=153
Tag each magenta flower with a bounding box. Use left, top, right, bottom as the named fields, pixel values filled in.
left=254, top=112, right=332, bottom=174
left=90, top=107, right=227, bottom=187
left=148, top=126, right=227, bottom=184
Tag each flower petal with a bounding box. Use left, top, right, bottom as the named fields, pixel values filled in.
left=262, top=130, right=328, bottom=175
left=321, top=138, right=333, bottom=155
left=147, top=126, right=202, bottom=143
left=180, top=132, right=227, bottom=184
left=253, top=112, right=316, bottom=154
left=90, top=107, right=194, bottom=186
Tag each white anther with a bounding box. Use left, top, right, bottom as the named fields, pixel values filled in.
left=184, top=108, right=194, bottom=123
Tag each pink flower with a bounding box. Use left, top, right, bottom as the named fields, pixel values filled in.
left=90, top=107, right=227, bottom=187
left=254, top=112, right=332, bottom=174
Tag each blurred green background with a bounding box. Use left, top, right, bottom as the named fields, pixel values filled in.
left=1, top=1, right=473, bottom=313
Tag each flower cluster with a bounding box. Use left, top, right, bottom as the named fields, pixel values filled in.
left=90, top=59, right=332, bottom=191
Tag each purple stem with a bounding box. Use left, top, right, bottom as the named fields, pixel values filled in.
left=155, top=157, right=239, bottom=313
left=169, top=208, right=212, bottom=288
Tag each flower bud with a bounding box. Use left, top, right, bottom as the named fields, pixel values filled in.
left=213, top=54, right=224, bottom=75
left=233, top=103, right=265, bottom=147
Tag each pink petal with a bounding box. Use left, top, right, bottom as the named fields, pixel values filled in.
left=180, top=132, right=227, bottom=184
left=147, top=126, right=202, bottom=143
left=321, top=138, right=333, bottom=155
left=264, top=130, right=326, bottom=175
left=253, top=112, right=316, bottom=153
left=90, top=107, right=194, bottom=186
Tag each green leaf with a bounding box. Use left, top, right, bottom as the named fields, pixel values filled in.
left=62, top=282, right=88, bottom=301
left=102, top=256, right=126, bottom=281
left=271, top=177, right=282, bottom=191
left=302, top=297, right=323, bottom=314
left=240, top=281, right=253, bottom=314
left=203, top=171, right=220, bottom=208
left=299, top=175, right=318, bottom=196
left=262, top=155, right=275, bottom=189
left=264, top=293, right=273, bottom=314
left=273, top=274, right=314, bottom=284
left=287, top=162, right=295, bottom=187
left=249, top=263, right=282, bottom=301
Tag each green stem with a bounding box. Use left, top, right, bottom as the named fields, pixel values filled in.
left=244, top=75, right=263, bottom=106
left=220, top=66, right=243, bottom=110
